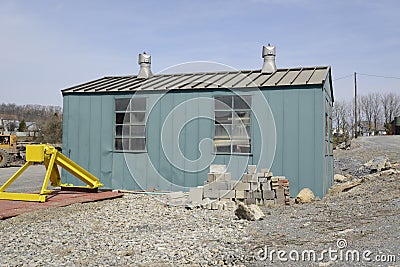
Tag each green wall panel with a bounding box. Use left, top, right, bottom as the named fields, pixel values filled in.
left=63, top=82, right=333, bottom=197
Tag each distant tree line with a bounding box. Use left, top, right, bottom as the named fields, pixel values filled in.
left=333, top=92, right=400, bottom=138
left=0, top=103, right=63, bottom=144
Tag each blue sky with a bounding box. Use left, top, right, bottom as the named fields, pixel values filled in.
left=0, top=0, right=399, bottom=106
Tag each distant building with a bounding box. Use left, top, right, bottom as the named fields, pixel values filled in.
left=390, top=117, right=400, bottom=135
left=0, top=114, right=19, bottom=133
left=357, top=121, right=371, bottom=136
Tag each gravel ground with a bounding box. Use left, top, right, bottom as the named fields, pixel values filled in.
left=0, top=136, right=399, bottom=266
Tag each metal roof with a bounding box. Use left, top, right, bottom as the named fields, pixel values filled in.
left=62, top=66, right=331, bottom=94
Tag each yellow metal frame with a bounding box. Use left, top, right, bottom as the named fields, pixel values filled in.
left=0, top=144, right=104, bottom=202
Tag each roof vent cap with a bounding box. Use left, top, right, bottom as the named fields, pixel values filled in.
left=261, top=44, right=277, bottom=73
left=138, top=52, right=153, bottom=79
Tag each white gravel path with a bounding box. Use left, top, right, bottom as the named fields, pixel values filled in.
left=0, top=136, right=399, bottom=266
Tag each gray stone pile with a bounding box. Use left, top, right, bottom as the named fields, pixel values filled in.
left=361, top=156, right=392, bottom=173
left=188, top=164, right=291, bottom=210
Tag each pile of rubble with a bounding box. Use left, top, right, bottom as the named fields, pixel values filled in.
left=335, top=139, right=351, bottom=150
left=330, top=156, right=399, bottom=195
left=361, top=156, right=394, bottom=173
left=186, top=164, right=290, bottom=210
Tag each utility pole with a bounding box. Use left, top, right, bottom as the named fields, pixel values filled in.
left=354, top=72, right=357, bottom=138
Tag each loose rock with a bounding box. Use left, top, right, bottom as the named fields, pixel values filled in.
left=295, top=188, right=315, bottom=203
left=234, top=202, right=265, bottom=221
left=334, top=174, right=347, bottom=183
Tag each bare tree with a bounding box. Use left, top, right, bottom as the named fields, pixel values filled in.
left=381, top=92, right=400, bottom=130
left=333, top=100, right=343, bottom=134
left=347, top=99, right=355, bottom=136
left=360, top=94, right=373, bottom=131
left=39, top=113, right=63, bottom=144
left=370, top=92, right=382, bottom=132
left=332, top=100, right=351, bottom=137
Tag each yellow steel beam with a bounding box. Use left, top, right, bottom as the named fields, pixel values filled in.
left=54, top=151, right=103, bottom=188
left=0, top=192, right=47, bottom=202
left=43, top=147, right=62, bottom=187
left=0, top=161, right=32, bottom=192
left=40, top=149, right=57, bottom=195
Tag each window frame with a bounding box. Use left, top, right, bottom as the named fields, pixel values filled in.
left=114, top=97, right=147, bottom=152
left=213, top=95, right=252, bottom=155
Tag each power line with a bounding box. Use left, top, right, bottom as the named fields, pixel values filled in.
left=334, top=73, right=400, bottom=81
left=334, top=74, right=353, bottom=81
left=358, top=73, right=400, bottom=80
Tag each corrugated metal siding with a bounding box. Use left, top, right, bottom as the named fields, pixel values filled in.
left=323, top=75, right=334, bottom=193
left=62, top=95, right=114, bottom=188
left=62, top=83, right=331, bottom=197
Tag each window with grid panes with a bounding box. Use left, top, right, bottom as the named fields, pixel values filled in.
left=214, top=95, right=251, bottom=154
left=115, top=98, right=146, bottom=151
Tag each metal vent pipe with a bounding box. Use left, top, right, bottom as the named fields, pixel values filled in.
left=138, top=52, right=153, bottom=79
left=261, top=45, right=277, bottom=73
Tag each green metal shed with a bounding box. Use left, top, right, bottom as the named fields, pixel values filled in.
left=61, top=47, right=334, bottom=197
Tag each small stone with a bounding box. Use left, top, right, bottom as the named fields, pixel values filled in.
left=334, top=174, right=346, bottom=183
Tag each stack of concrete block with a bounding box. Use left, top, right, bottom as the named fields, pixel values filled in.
left=203, top=164, right=236, bottom=201
left=188, top=164, right=291, bottom=209
left=239, top=165, right=277, bottom=205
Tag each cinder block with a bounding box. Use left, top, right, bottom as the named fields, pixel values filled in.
left=227, top=181, right=238, bottom=190
left=256, top=199, right=264, bottom=205
left=216, top=173, right=231, bottom=181
left=219, top=190, right=235, bottom=199
left=253, top=190, right=262, bottom=199
left=211, top=201, right=219, bottom=210
left=245, top=190, right=254, bottom=199
left=261, top=168, right=270, bottom=173
left=188, top=187, right=203, bottom=203
left=234, top=182, right=250, bottom=191
left=265, top=172, right=273, bottom=177
left=210, top=164, right=227, bottom=173
left=245, top=198, right=256, bottom=205
left=259, top=177, right=268, bottom=183
left=277, top=176, right=286, bottom=181
left=207, top=173, right=216, bottom=183
left=262, top=190, right=275, bottom=200
left=235, top=190, right=245, bottom=199
left=275, top=188, right=285, bottom=205
left=203, top=183, right=211, bottom=191
left=261, top=182, right=271, bottom=191
left=210, top=181, right=229, bottom=190
left=278, top=182, right=289, bottom=187
left=257, top=172, right=265, bottom=178
left=167, top=191, right=185, bottom=199
left=242, top=173, right=257, bottom=182
left=247, top=165, right=257, bottom=174
left=242, top=173, right=251, bottom=182
left=203, top=190, right=219, bottom=199
left=249, top=181, right=260, bottom=191
left=271, top=176, right=279, bottom=182
left=284, top=188, right=290, bottom=196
